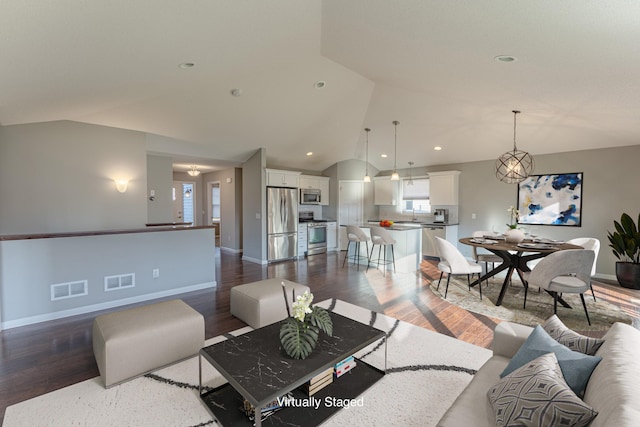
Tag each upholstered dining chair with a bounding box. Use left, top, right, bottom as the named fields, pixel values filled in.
left=367, top=226, right=397, bottom=275
left=522, top=249, right=595, bottom=325
left=342, top=225, right=370, bottom=271
left=471, top=230, right=503, bottom=284
left=566, top=237, right=600, bottom=301
left=434, top=237, right=483, bottom=299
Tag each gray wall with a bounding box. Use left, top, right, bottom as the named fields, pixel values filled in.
left=0, top=228, right=216, bottom=328
left=146, top=154, right=174, bottom=224
left=202, top=167, right=243, bottom=251
left=242, top=148, right=266, bottom=263
left=0, top=121, right=147, bottom=234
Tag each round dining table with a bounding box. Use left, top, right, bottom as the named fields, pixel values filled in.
left=459, top=237, right=583, bottom=307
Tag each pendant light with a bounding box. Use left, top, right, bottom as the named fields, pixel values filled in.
left=495, top=110, right=534, bottom=184
left=363, top=128, right=371, bottom=183
left=407, top=161, right=414, bottom=185
left=390, top=120, right=400, bottom=181
left=187, top=165, right=201, bottom=177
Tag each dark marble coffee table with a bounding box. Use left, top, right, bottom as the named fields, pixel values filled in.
left=198, top=311, right=386, bottom=426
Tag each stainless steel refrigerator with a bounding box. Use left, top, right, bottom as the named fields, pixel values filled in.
left=267, top=186, right=298, bottom=261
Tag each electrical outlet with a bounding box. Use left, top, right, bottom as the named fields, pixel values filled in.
left=472, top=213, right=477, bottom=219
left=152, top=269, right=160, bottom=278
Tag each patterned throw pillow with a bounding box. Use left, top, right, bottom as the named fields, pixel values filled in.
left=543, top=315, right=605, bottom=355
left=488, top=353, right=598, bottom=427
left=500, top=325, right=602, bottom=396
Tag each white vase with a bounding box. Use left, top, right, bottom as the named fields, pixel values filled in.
left=505, top=228, right=525, bottom=243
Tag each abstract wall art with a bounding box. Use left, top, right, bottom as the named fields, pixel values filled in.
left=517, top=172, right=583, bottom=226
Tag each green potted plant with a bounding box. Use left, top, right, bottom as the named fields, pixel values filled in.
left=607, top=213, right=640, bottom=289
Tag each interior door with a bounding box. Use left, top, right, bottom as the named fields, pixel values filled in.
left=173, top=182, right=195, bottom=224
left=172, top=184, right=183, bottom=222
left=338, top=180, right=364, bottom=250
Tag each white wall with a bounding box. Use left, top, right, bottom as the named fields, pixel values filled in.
left=0, top=121, right=147, bottom=234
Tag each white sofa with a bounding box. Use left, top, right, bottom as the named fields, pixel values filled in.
left=437, top=321, right=640, bottom=426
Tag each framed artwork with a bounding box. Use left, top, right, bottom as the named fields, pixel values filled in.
left=517, top=172, right=583, bottom=226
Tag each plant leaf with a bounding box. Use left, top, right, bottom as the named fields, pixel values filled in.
left=309, top=306, right=333, bottom=336
left=279, top=317, right=318, bottom=359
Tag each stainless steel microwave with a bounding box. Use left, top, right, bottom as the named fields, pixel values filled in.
left=300, top=188, right=321, bottom=204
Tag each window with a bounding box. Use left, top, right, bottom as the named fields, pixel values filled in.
left=402, top=177, right=431, bottom=214
left=211, top=183, right=221, bottom=221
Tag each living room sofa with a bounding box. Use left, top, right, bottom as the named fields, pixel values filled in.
left=437, top=320, right=640, bottom=426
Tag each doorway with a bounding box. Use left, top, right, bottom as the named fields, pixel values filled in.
left=338, top=180, right=364, bottom=250
left=173, top=182, right=195, bottom=224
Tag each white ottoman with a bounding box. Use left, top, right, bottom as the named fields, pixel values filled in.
left=92, top=299, right=204, bottom=388
left=230, top=278, right=311, bottom=329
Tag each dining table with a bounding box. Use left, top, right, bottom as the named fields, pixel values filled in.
left=459, top=236, right=583, bottom=307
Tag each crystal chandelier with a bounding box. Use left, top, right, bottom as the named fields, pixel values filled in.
left=187, top=165, right=201, bottom=177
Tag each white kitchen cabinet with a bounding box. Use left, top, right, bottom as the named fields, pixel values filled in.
left=297, top=223, right=307, bottom=258
left=428, top=171, right=460, bottom=205
left=266, top=168, right=301, bottom=188
left=326, top=221, right=337, bottom=251
left=299, top=175, right=330, bottom=205
left=374, top=177, right=399, bottom=205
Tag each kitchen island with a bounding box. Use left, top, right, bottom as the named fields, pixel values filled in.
left=341, top=224, right=422, bottom=273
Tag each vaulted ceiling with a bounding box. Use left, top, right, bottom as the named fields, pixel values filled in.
left=1, top=1, right=639, bottom=173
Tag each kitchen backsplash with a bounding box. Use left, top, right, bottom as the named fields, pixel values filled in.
left=378, top=205, right=459, bottom=224
left=299, top=205, right=323, bottom=219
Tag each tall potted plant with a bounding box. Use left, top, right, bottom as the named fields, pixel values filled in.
left=607, top=213, right=640, bottom=289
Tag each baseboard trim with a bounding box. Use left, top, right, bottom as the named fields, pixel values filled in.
left=1, top=281, right=217, bottom=330
left=242, top=255, right=268, bottom=265
left=594, top=273, right=617, bottom=281
left=220, top=246, right=242, bottom=254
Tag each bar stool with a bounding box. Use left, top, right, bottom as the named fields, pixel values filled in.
left=342, top=225, right=370, bottom=270
left=367, top=226, right=396, bottom=275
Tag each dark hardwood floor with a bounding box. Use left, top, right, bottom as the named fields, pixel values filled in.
left=1, top=249, right=638, bottom=421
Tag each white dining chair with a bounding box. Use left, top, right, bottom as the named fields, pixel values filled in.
left=435, top=237, right=483, bottom=299
left=342, top=225, right=370, bottom=271
left=566, top=237, right=600, bottom=301
left=471, top=230, right=502, bottom=283
left=522, top=249, right=595, bottom=325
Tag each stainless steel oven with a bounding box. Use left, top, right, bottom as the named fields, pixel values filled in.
left=307, top=222, right=327, bottom=255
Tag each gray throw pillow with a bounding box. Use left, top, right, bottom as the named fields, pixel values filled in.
left=543, top=315, right=604, bottom=355
left=500, top=325, right=602, bottom=395
left=488, top=352, right=598, bottom=427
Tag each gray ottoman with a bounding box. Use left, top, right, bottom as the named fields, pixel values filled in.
left=230, top=278, right=311, bottom=328
left=92, top=299, right=204, bottom=388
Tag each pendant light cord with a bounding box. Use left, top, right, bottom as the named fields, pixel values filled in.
left=512, top=110, right=520, bottom=152
left=392, top=120, right=399, bottom=171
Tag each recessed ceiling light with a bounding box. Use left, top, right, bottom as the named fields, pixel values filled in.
left=494, top=55, right=517, bottom=63
left=306, top=152, right=313, bottom=156
left=314, top=80, right=326, bottom=89
left=434, top=146, right=442, bottom=151
left=381, top=154, right=388, bottom=158
left=230, top=88, right=243, bottom=97
left=178, top=62, right=195, bottom=69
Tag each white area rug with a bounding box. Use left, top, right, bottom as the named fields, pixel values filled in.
left=3, top=299, right=491, bottom=427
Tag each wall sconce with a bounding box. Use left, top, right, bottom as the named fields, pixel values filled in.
left=115, top=180, right=129, bottom=193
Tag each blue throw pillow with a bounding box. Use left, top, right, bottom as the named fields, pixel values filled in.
left=500, top=325, right=602, bottom=395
